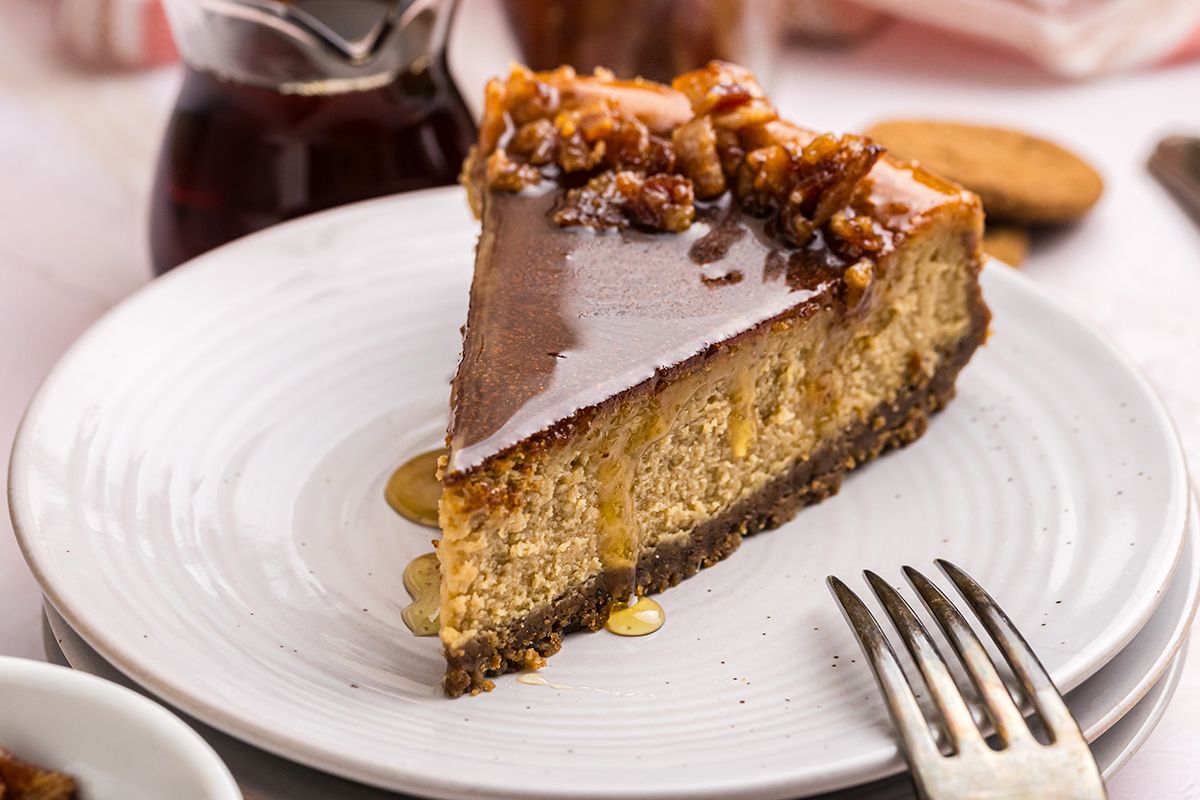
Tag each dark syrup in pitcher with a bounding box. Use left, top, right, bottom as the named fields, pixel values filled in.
left=149, top=63, right=475, bottom=275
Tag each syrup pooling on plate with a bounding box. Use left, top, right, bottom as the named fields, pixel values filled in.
left=402, top=552, right=441, bottom=636
left=605, top=595, right=665, bottom=636
left=388, top=449, right=446, bottom=636
left=385, top=448, right=447, bottom=528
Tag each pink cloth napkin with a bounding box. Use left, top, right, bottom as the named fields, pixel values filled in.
left=789, top=0, right=1200, bottom=78
left=853, top=0, right=1200, bottom=77
left=57, top=0, right=176, bottom=68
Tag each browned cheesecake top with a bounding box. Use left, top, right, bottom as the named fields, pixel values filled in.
left=446, top=64, right=976, bottom=478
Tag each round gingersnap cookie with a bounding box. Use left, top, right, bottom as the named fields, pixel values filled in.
left=982, top=224, right=1030, bottom=267
left=865, top=120, right=1103, bottom=225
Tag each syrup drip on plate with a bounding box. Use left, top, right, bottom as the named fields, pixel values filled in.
left=401, top=552, right=440, bottom=636
left=516, top=674, right=574, bottom=689
left=515, top=672, right=644, bottom=697
left=385, top=447, right=446, bottom=528
left=605, top=595, right=665, bottom=636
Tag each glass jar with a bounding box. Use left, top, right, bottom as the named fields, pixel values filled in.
left=150, top=0, right=475, bottom=274
left=500, top=0, right=782, bottom=85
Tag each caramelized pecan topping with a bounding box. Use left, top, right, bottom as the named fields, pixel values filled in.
left=554, top=171, right=694, bottom=232
left=473, top=62, right=884, bottom=248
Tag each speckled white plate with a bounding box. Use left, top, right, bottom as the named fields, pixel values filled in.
left=39, top=512, right=1199, bottom=800
left=9, top=187, right=1190, bottom=800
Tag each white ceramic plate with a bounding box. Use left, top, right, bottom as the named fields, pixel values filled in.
left=40, top=512, right=1199, bottom=800
left=9, top=187, right=1190, bottom=799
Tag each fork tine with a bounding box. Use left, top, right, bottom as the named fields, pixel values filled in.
left=903, top=566, right=1032, bottom=747
left=862, top=571, right=988, bottom=756
left=827, top=576, right=942, bottom=767
left=935, top=559, right=1082, bottom=741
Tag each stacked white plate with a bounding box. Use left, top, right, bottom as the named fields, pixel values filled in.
left=11, top=188, right=1200, bottom=799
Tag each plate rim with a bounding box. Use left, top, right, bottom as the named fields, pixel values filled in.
left=8, top=186, right=1192, bottom=800
left=1081, top=493, right=1200, bottom=741
left=1097, top=640, right=1190, bottom=782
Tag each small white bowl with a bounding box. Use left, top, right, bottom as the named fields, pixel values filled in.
left=0, top=656, right=241, bottom=800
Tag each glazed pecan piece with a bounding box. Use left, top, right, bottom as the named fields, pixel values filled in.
left=673, top=116, right=726, bottom=198
left=486, top=149, right=542, bottom=193
left=508, top=118, right=557, bottom=165
left=776, top=133, right=884, bottom=247
left=555, top=171, right=694, bottom=232
left=473, top=61, right=883, bottom=244
left=0, top=747, right=78, bottom=800
left=671, top=61, right=767, bottom=117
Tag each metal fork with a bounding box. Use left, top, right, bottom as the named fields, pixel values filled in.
left=828, top=560, right=1108, bottom=800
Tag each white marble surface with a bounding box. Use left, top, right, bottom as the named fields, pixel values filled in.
left=1, top=0, right=1198, bottom=795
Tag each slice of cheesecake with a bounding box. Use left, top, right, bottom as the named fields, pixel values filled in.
left=437, top=63, right=989, bottom=697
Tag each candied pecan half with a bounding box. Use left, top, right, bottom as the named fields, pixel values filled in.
left=0, top=746, right=78, bottom=800
left=574, top=98, right=617, bottom=140
left=554, top=121, right=606, bottom=172
left=554, top=171, right=694, bottom=232
left=672, top=61, right=767, bottom=117
left=505, top=64, right=562, bottom=125
left=736, top=144, right=794, bottom=215
left=672, top=61, right=778, bottom=145
left=627, top=173, right=695, bottom=231
left=603, top=116, right=651, bottom=169
left=829, top=209, right=889, bottom=258
left=714, top=126, right=746, bottom=180
left=553, top=171, right=630, bottom=228
left=742, top=119, right=817, bottom=158
left=640, top=136, right=677, bottom=175
left=673, top=116, right=726, bottom=198
left=508, top=118, right=557, bottom=165
left=486, top=149, right=541, bottom=193
left=748, top=133, right=883, bottom=245
left=842, top=258, right=874, bottom=309
left=792, top=133, right=883, bottom=242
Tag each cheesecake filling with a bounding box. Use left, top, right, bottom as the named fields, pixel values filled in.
left=438, top=205, right=986, bottom=695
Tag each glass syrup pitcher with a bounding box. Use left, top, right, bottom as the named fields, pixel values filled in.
left=149, top=0, right=475, bottom=275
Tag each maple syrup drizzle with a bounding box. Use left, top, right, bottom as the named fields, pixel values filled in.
left=401, top=552, right=441, bottom=636
left=515, top=673, right=643, bottom=697
left=516, top=674, right=574, bottom=689
left=385, top=448, right=447, bottom=528
left=605, top=595, right=665, bottom=636
left=594, top=379, right=696, bottom=602
left=595, top=350, right=761, bottom=635
left=728, top=367, right=758, bottom=458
